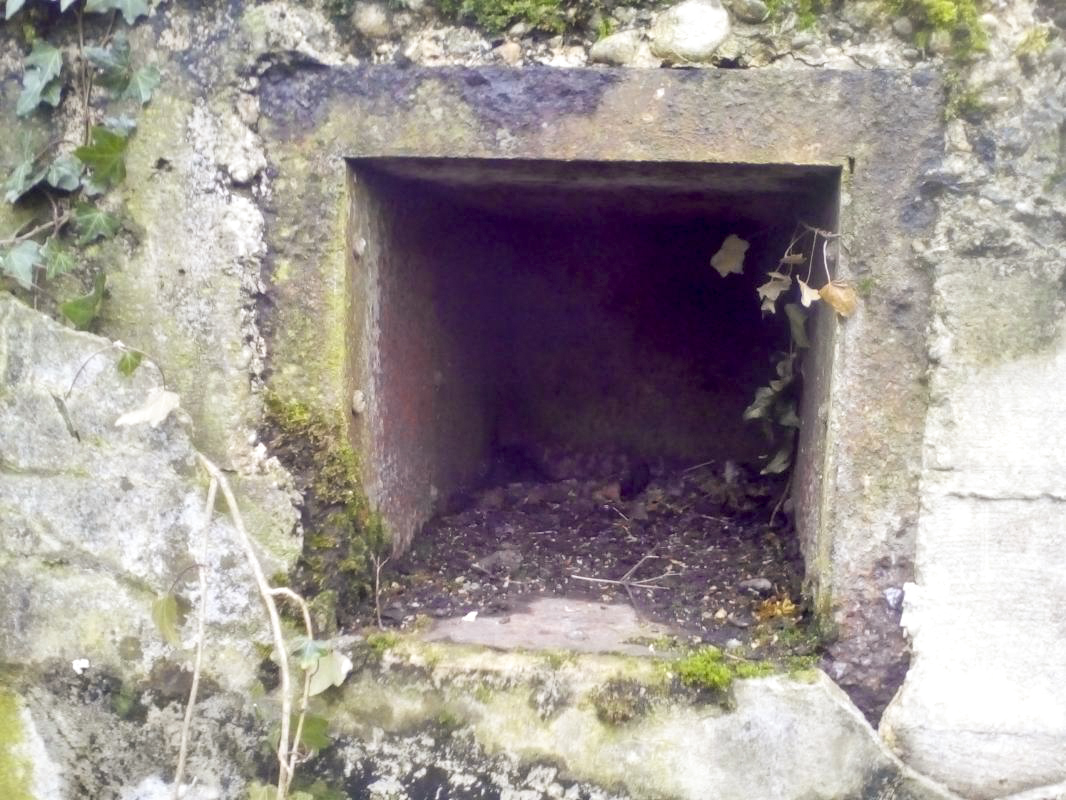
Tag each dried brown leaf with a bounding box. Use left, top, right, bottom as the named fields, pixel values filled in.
left=756, top=271, right=792, bottom=314
left=797, top=278, right=821, bottom=308
left=819, top=281, right=858, bottom=318
left=754, top=594, right=798, bottom=621
left=710, top=234, right=749, bottom=278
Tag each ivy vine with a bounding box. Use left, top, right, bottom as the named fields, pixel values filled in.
left=1, top=0, right=158, bottom=328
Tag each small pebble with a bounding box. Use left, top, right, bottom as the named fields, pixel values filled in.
left=738, top=577, right=774, bottom=596
left=727, top=611, right=754, bottom=629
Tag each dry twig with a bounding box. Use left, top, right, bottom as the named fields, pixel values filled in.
left=172, top=476, right=217, bottom=800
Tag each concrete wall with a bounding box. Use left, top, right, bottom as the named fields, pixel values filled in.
left=3, top=0, right=1064, bottom=796
left=261, top=66, right=941, bottom=719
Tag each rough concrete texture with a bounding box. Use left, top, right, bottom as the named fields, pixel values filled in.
left=424, top=597, right=675, bottom=654
left=880, top=8, right=1066, bottom=791
left=1, top=0, right=1065, bottom=796
left=876, top=4, right=1066, bottom=797
left=0, top=293, right=298, bottom=690
left=260, top=65, right=942, bottom=719
left=332, top=637, right=959, bottom=800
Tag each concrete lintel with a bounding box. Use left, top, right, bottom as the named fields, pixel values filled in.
left=259, top=65, right=944, bottom=718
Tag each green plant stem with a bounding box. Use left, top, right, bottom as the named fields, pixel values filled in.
left=0, top=212, right=72, bottom=247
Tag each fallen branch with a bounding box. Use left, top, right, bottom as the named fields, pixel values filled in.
left=570, top=574, right=671, bottom=590
left=570, top=553, right=680, bottom=607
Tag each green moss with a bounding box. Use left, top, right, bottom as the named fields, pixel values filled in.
left=264, top=393, right=387, bottom=605
left=1015, top=26, right=1050, bottom=57
left=0, top=690, right=33, bottom=800
left=943, top=70, right=990, bottom=120
left=434, top=0, right=596, bottom=34
left=884, top=0, right=987, bottom=60
left=765, top=0, right=830, bottom=29
left=856, top=276, right=877, bottom=298
left=675, top=648, right=735, bottom=691
left=590, top=678, right=652, bottom=725
left=366, top=631, right=401, bottom=656
left=673, top=647, right=775, bottom=697
left=264, top=393, right=361, bottom=508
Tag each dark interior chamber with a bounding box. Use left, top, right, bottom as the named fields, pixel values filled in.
left=347, top=158, right=839, bottom=549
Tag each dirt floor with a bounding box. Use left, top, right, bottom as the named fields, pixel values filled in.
left=353, top=447, right=819, bottom=660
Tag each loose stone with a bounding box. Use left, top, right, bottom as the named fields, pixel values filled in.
left=650, top=0, right=732, bottom=63
left=494, top=40, right=522, bottom=65
left=353, top=2, right=392, bottom=39
left=730, top=0, right=768, bottom=24
left=738, top=577, right=774, bottom=596
left=589, top=30, right=642, bottom=66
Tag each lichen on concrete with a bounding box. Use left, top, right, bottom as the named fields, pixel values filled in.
left=0, top=689, right=34, bottom=800
left=321, top=633, right=957, bottom=800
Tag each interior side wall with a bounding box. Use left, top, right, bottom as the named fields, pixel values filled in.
left=790, top=190, right=843, bottom=611
left=350, top=169, right=500, bottom=551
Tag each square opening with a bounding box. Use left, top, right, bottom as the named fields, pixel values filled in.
left=349, top=157, right=839, bottom=544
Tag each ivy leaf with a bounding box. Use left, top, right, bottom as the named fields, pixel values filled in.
left=797, top=278, right=821, bottom=308
left=74, top=126, right=128, bottom=188
left=742, top=386, right=775, bottom=422
left=85, top=34, right=131, bottom=90
left=307, top=650, right=353, bottom=696
left=17, top=72, right=62, bottom=116
left=1, top=240, right=42, bottom=289
left=25, top=40, right=63, bottom=81
left=290, top=636, right=329, bottom=668
left=5, top=0, right=28, bottom=19
left=124, top=65, right=160, bottom=104
left=60, top=272, right=106, bottom=330
left=45, top=154, right=84, bottom=191
left=710, top=234, right=749, bottom=279
left=81, top=175, right=108, bottom=197
left=85, top=0, right=149, bottom=24
left=4, top=158, right=47, bottom=203
left=756, top=271, right=792, bottom=314
left=85, top=36, right=130, bottom=74
left=151, top=593, right=182, bottom=647
left=297, top=714, right=332, bottom=752
left=16, top=41, right=63, bottom=116
left=42, top=238, right=77, bottom=279
left=761, top=438, right=795, bottom=476
left=117, top=350, right=144, bottom=377
left=74, top=202, right=120, bottom=243
left=819, top=281, right=859, bottom=318
left=784, top=303, right=809, bottom=349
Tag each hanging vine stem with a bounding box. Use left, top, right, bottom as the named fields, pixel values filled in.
left=172, top=475, right=218, bottom=800
left=64, top=342, right=167, bottom=398
left=192, top=454, right=314, bottom=800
